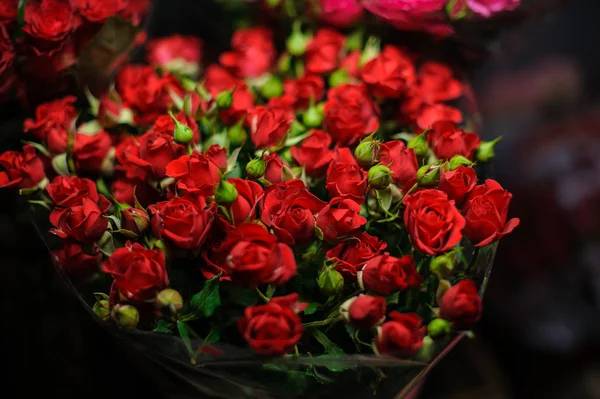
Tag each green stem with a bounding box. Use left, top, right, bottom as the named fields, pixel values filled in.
left=302, top=315, right=343, bottom=328
left=256, top=288, right=270, bottom=303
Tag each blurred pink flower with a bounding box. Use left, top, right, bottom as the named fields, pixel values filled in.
left=319, top=0, right=364, bottom=27
left=467, top=0, right=520, bottom=17
left=361, top=0, right=453, bottom=36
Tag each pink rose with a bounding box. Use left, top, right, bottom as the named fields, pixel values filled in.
left=319, top=0, right=364, bottom=27
left=362, top=0, right=452, bottom=36
left=467, top=0, right=520, bottom=17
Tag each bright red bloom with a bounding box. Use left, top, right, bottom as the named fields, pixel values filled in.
left=49, top=194, right=111, bottom=243
left=226, top=178, right=263, bottom=226
left=23, top=96, right=77, bottom=147
left=165, top=151, right=222, bottom=198
left=326, top=148, right=367, bottom=203
left=71, top=0, right=127, bottom=22
left=46, top=176, right=100, bottom=208
left=342, top=295, right=386, bottom=330
left=52, top=242, right=101, bottom=279
left=220, top=27, right=275, bottom=78
left=219, top=85, right=255, bottom=125
left=376, top=312, right=425, bottom=358
left=0, top=145, right=46, bottom=189
left=439, top=279, right=482, bottom=329
left=147, top=35, right=203, bottom=76
left=316, top=197, right=366, bottom=242
left=438, top=166, right=477, bottom=204
left=305, top=28, right=345, bottom=74
left=378, top=140, right=418, bottom=192
left=247, top=106, right=293, bottom=149
left=290, top=129, right=333, bottom=176
left=416, top=104, right=462, bottom=131
left=361, top=45, right=415, bottom=98
left=359, top=254, right=423, bottom=296
left=427, top=121, right=480, bottom=160
left=73, top=131, right=112, bottom=173
left=327, top=231, right=387, bottom=279
left=283, top=74, right=325, bottom=110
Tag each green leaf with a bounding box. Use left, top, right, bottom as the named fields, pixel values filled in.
left=96, top=231, right=115, bottom=257
left=189, top=276, right=221, bottom=317
left=78, top=120, right=103, bottom=135
left=93, top=292, right=110, bottom=301
left=22, top=141, right=51, bottom=158
left=154, top=320, right=172, bottom=334
left=284, top=130, right=312, bottom=147
left=375, top=187, right=393, bottom=212
left=312, top=330, right=345, bottom=356
left=266, top=284, right=276, bottom=299
left=386, top=292, right=400, bottom=305
left=96, top=178, right=111, bottom=198
left=229, top=288, right=258, bottom=307
left=111, top=229, right=139, bottom=240
left=304, top=303, right=319, bottom=315
left=28, top=200, right=52, bottom=211
left=282, top=371, right=308, bottom=396
left=314, top=223, right=324, bottom=241
left=204, top=327, right=220, bottom=344
left=226, top=147, right=241, bottom=174
left=176, top=320, right=194, bottom=357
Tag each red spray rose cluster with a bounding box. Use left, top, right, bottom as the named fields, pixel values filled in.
left=4, top=22, right=518, bottom=369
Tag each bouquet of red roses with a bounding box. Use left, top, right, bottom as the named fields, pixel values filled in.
left=0, top=16, right=519, bottom=398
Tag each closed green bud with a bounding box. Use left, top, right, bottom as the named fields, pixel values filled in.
left=329, top=69, right=350, bottom=87
left=448, top=155, right=474, bottom=171
left=216, top=88, right=235, bottom=109
left=476, top=137, right=501, bottom=163
left=215, top=180, right=238, bottom=204
left=93, top=299, right=111, bottom=321
left=360, top=36, right=381, bottom=67
left=286, top=21, right=311, bottom=56
left=112, top=304, right=139, bottom=329
left=318, top=269, right=344, bottom=296
left=228, top=121, right=248, bottom=147
left=170, top=112, right=194, bottom=144
left=260, top=76, right=283, bottom=99
left=430, top=254, right=454, bottom=280
left=417, top=164, right=440, bottom=186
left=368, top=164, right=392, bottom=190
left=428, top=318, right=452, bottom=338
left=278, top=53, right=292, bottom=74
left=354, top=138, right=379, bottom=167
left=416, top=336, right=436, bottom=362
left=408, top=132, right=428, bottom=156
left=302, top=104, right=324, bottom=128
left=156, top=289, right=184, bottom=313
left=246, top=157, right=267, bottom=179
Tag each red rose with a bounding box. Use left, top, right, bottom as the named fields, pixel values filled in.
left=0, top=0, right=17, bottom=23
left=264, top=152, right=287, bottom=184
left=147, top=34, right=203, bottom=76
left=439, top=279, right=482, bottom=329
left=116, top=65, right=172, bottom=125
left=49, top=195, right=111, bottom=243
left=326, top=148, right=367, bottom=203
left=462, top=179, right=520, bottom=247
left=165, top=151, right=222, bottom=198
left=341, top=50, right=361, bottom=78
left=305, top=28, right=345, bottom=75
left=438, top=166, right=477, bottom=204
left=0, top=23, right=14, bottom=76
left=378, top=140, right=418, bottom=192
left=316, top=197, right=366, bottom=242
left=102, top=241, right=168, bottom=302
left=341, top=295, right=386, bottom=330
left=151, top=112, right=200, bottom=145
left=267, top=94, right=296, bottom=116
left=219, top=85, right=255, bottom=125
left=0, top=145, right=46, bottom=189
left=23, top=0, right=79, bottom=45
left=290, top=129, right=333, bottom=176
left=415, top=62, right=462, bottom=103
left=110, top=178, right=161, bottom=207
left=219, top=27, right=275, bottom=78
left=427, top=121, right=480, bottom=161
left=359, top=254, right=423, bottom=296
left=375, top=312, right=425, bottom=358
left=149, top=197, right=215, bottom=250
left=46, top=176, right=100, bottom=208
left=71, top=0, right=126, bottom=22
left=261, top=179, right=327, bottom=245
left=204, top=144, right=228, bottom=172
left=403, top=189, right=465, bottom=255
left=119, top=0, right=150, bottom=25
left=204, top=223, right=297, bottom=286
left=238, top=301, right=302, bottom=355
left=283, top=74, right=325, bottom=110
left=227, top=178, right=263, bottom=226
left=114, top=136, right=148, bottom=180
left=327, top=231, right=387, bottom=279
left=270, top=293, right=309, bottom=314
left=73, top=131, right=112, bottom=173
left=52, top=242, right=101, bottom=279
left=247, top=106, right=293, bottom=149
left=134, top=130, right=186, bottom=178
left=23, top=96, right=77, bottom=144
left=203, top=65, right=239, bottom=96
left=417, top=104, right=462, bottom=131
left=323, top=83, right=379, bottom=145
left=361, top=45, right=415, bottom=98
left=121, top=207, right=150, bottom=235
left=97, top=93, right=126, bottom=128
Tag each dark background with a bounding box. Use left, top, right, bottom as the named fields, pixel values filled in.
left=2, top=0, right=600, bottom=398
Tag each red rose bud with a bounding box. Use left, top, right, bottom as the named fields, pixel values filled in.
left=375, top=312, right=425, bottom=358
left=340, top=295, right=386, bottom=330
left=378, top=141, right=418, bottom=192
left=403, top=189, right=465, bottom=255
left=121, top=207, right=150, bottom=235
left=165, top=152, right=222, bottom=197
left=286, top=21, right=312, bottom=56
left=438, top=166, right=477, bottom=204
left=316, top=197, right=366, bottom=242
left=318, top=269, right=345, bottom=296
left=0, top=145, right=46, bottom=189
left=215, top=180, right=239, bottom=205
left=448, top=155, right=474, bottom=170
left=228, top=178, right=263, bottom=225
left=227, top=121, right=248, bottom=147
left=246, top=157, right=267, bottom=179
left=361, top=45, right=415, bottom=98
left=417, top=164, right=440, bottom=186
left=170, top=112, right=194, bottom=144
left=52, top=242, right=101, bottom=278
left=359, top=254, right=423, bottom=296
left=248, top=106, right=293, bottom=149
left=476, top=137, right=501, bottom=163
left=238, top=301, right=303, bottom=356
left=264, top=153, right=289, bottom=183
left=306, top=28, right=345, bottom=74
left=93, top=299, right=111, bottom=321
left=427, top=318, right=451, bottom=337
left=354, top=138, right=380, bottom=168
left=407, top=132, right=428, bottom=157
left=462, top=179, right=520, bottom=247
left=327, top=231, right=387, bottom=279
left=156, top=288, right=184, bottom=313
left=204, top=145, right=228, bottom=172
left=427, top=121, right=480, bottom=161
left=368, top=164, right=393, bottom=190
left=260, top=76, right=284, bottom=99
left=149, top=198, right=215, bottom=250
left=439, top=279, right=482, bottom=330
left=429, top=254, right=454, bottom=280
left=216, top=88, right=235, bottom=110
left=302, top=103, right=324, bottom=128
left=326, top=148, right=368, bottom=204
left=112, top=304, right=140, bottom=329
left=290, top=129, right=334, bottom=177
